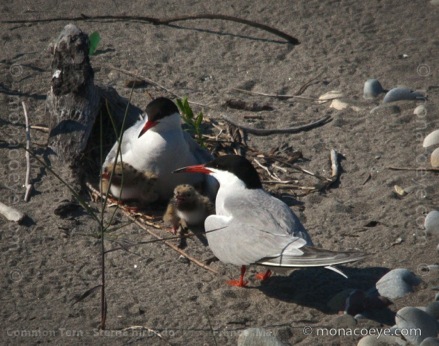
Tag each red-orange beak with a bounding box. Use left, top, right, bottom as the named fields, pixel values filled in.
left=173, top=164, right=212, bottom=174
left=138, top=120, right=158, bottom=138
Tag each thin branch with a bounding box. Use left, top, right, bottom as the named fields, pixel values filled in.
left=127, top=214, right=218, bottom=274
left=221, top=114, right=332, bottom=136
left=30, top=125, right=49, bottom=132
left=22, top=102, right=32, bottom=202
left=387, top=166, right=439, bottom=172
left=85, top=182, right=218, bottom=274
left=2, top=14, right=299, bottom=44
left=253, top=158, right=290, bottom=183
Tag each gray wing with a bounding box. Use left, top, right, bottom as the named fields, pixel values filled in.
left=206, top=189, right=366, bottom=268
left=205, top=189, right=312, bottom=266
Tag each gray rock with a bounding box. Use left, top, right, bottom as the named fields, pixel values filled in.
left=364, top=79, right=386, bottom=99
left=357, top=335, right=407, bottom=346
left=383, top=87, right=426, bottom=103
left=395, top=307, right=438, bottom=345
left=420, top=337, right=439, bottom=346
left=425, top=301, right=439, bottom=319
left=237, top=328, right=285, bottom=346
left=435, top=293, right=439, bottom=302
left=425, top=211, right=439, bottom=235
left=376, top=268, right=421, bottom=299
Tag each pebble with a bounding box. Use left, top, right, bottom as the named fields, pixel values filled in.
left=414, top=104, right=427, bottom=116
left=425, top=211, right=439, bottom=235
left=376, top=268, right=421, bottom=299
left=363, top=79, right=386, bottom=99
left=431, top=148, right=439, bottom=168
left=237, top=328, right=284, bottom=346
left=425, top=301, right=439, bottom=319
left=383, top=87, right=426, bottom=103
left=395, top=307, right=438, bottom=345
left=357, top=335, right=407, bottom=346
left=420, top=338, right=439, bottom=346
left=423, top=130, right=439, bottom=148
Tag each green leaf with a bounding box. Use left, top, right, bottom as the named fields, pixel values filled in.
left=195, top=113, right=203, bottom=127
left=89, top=31, right=101, bottom=56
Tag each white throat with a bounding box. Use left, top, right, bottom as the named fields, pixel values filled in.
left=210, top=169, right=247, bottom=215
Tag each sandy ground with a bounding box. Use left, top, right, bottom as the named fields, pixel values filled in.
left=1, top=0, right=439, bottom=345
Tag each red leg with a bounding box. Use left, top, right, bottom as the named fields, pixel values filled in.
left=255, top=269, right=272, bottom=281
left=227, top=265, right=248, bottom=287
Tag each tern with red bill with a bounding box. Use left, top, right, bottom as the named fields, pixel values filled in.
left=102, top=97, right=217, bottom=202
left=174, top=155, right=367, bottom=287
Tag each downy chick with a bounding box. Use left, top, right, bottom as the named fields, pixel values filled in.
left=101, top=161, right=158, bottom=205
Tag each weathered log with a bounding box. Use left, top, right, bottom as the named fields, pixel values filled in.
left=46, top=24, right=140, bottom=187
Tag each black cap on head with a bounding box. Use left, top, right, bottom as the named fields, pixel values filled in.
left=205, top=155, right=262, bottom=189
left=145, top=97, right=179, bottom=121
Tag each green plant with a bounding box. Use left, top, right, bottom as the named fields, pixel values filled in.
left=88, top=31, right=101, bottom=56
left=176, top=97, right=206, bottom=148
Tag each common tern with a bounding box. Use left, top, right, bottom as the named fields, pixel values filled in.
left=102, top=97, right=217, bottom=202
left=163, top=184, right=215, bottom=234
left=175, top=155, right=366, bottom=287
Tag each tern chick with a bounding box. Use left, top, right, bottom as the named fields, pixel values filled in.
left=163, top=184, right=214, bottom=234
left=101, top=161, right=158, bottom=205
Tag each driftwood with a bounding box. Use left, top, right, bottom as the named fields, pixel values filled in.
left=46, top=24, right=141, bottom=185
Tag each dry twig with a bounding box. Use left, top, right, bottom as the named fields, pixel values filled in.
left=2, top=14, right=299, bottom=44
left=387, top=166, right=439, bottom=172
left=22, top=102, right=32, bottom=201
left=85, top=182, right=218, bottom=274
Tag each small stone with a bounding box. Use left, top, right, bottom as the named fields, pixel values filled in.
left=395, top=307, right=438, bottom=344
left=425, top=301, right=439, bottom=319
left=363, top=79, right=386, bottom=99
left=435, top=293, right=439, bottom=302
left=237, top=328, right=284, bottom=346
left=357, top=335, right=407, bottom=346
left=423, top=130, right=439, bottom=148
left=376, top=268, right=421, bottom=299
left=425, top=211, right=439, bottom=235
left=420, top=337, right=439, bottom=346
left=383, top=87, right=426, bottom=103
left=414, top=105, right=427, bottom=116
